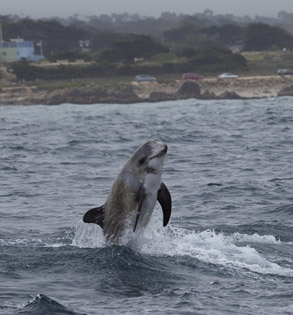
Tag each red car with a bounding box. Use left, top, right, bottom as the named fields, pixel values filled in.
left=182, top=73, right=204, bottom=80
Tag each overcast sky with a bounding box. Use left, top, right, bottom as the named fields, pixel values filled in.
left=1, top=0, right=293, bottom=18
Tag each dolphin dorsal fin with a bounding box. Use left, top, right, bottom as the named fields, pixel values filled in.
left=157, top=182, right=172, bottom=226
left=83, top=205, right=105, bottom=228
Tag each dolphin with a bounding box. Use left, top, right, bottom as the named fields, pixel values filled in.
left=83, top=140, right=172, bottom=242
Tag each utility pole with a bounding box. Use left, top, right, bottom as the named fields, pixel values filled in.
left=39, top=40, right=43, bottom=56
left=0, top=23, right=3, bottom=68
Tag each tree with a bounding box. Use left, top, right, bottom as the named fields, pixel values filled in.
left=201, top=24, right=244, bottom=45
left=2, top=18, right=88, bottom=55
left=48, top=50, right=90, bottom=62
left=9, top=60, right=37, bottom=81
left=243, top=23, right=293, bottom=51
left=163, top=23, right=202, bottom=45
left=190, top=47, right=247, bottom=72
left=98, top=35, right=168, bottom=63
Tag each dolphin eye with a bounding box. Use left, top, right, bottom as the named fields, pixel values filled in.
left=138, top=157, right=146, bottom=165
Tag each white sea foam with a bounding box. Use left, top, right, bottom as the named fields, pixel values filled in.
left=72, top=221, right=106, bottom=248
left=70, top=216, right=293, bottom=277
left=135, top=219, right=293, bottom=277
left=227, top=232, right=281, bottom=244
left=3, top=216, right=291, bottom=278
left=0, top=238, right=43, bottom=246
left=0, top=237, right=72, bottom=248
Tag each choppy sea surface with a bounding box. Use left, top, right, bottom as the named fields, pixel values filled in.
left=1, top=98, right=293, bottom=315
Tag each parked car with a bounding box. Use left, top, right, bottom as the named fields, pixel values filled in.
left=182, top=73, right=204, bottom=80
left=218, top=73, right=238, bottom=79
left=277, top=69, right=293, bottom=76
left=135, top=74, right=156, bottom=82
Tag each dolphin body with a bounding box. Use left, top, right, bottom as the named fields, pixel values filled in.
left=83, top=140, right=172, bottom=242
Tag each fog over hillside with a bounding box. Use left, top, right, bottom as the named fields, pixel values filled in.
left=1, top=0, right=293, bottom=18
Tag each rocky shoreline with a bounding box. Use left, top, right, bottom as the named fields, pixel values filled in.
left=1, top=75, right=293, bottom=105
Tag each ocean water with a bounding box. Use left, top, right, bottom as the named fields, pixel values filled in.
left=0, top=98, right=293, bottom=315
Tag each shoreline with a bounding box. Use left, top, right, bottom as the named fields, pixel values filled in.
left=1, top=75, right=293, bottom=105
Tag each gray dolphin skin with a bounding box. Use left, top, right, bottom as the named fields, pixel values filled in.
left=83, top=140, right=172, bottom=242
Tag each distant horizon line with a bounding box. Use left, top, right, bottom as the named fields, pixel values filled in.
left=1, top=9, right=292, bottom=20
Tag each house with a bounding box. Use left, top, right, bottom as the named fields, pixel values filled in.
left=0, top=38, right=44, bottom=63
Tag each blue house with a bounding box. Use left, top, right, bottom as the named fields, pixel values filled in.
left=0, top=39, right=44, bottom=63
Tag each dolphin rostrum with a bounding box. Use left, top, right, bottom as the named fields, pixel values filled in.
left=83, top=140, right=172, bottom=242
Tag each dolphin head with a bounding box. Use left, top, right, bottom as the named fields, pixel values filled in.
left=130, top=140, right=168, bottom=175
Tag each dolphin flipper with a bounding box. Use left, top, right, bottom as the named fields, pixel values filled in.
left=157, top=182, right=172, bottom=226
left=83, top=205, right=105, bottom=228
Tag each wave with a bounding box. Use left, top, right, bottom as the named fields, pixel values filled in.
left=72, top=222, right=105, bottom=248
left=0, top=238, right=44, bottom=247
left=15, top=294, right=84, bottom=315
left=1, top=218, right=292, bottom=278
left=269, top=204, right=293, bottom=215
left=71, top=218, right=293, bottom=278
left=138, top=227, right=293, bottom=277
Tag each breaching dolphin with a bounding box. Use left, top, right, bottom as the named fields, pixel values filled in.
left=83, top=140, right=172, bottom=242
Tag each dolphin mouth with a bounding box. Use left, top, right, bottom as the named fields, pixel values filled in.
left=150, top=144, right=168, bottom=160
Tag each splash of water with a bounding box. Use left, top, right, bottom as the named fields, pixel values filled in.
left=71, top=215, right=293, bottom=277
left=72, top=221, right=106, bottom=248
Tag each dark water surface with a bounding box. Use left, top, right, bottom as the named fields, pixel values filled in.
left=1, top=98, right=293, bottom=314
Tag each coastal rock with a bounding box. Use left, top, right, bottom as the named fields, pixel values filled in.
left=44, top=85, right=140, bottom=104
left=200, top=91, right=217, bottom=99
left=218, top=91, right=243, bottom=99
left=176, top=81, right=201, bottom=99
left=148, top=91, right=174, bottom=102
left=2, top=75, right=293, bottom=105
left=278, top=85, right=293, bottom=97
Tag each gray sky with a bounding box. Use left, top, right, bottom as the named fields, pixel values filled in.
left=1, top=0, right=293, bottom=18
